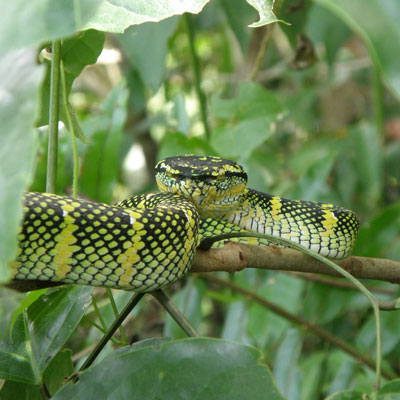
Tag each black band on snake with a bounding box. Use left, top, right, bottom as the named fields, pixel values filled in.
left=9, top=155, right=359, bottom=292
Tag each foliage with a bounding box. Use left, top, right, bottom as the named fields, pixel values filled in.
left=1, top=0, right=400, bottom=399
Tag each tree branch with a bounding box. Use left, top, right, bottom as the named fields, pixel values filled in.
left=192, top=242, right=400, bottom=284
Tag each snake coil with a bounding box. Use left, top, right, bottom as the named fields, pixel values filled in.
left=10, top=155, right=359, bottom=291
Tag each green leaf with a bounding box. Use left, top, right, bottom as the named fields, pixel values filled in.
left=247, top=274, right=303, bottom=346
left=353, top=201, right=400, bottom=258
left=157, top=131, right=216, bottom=161
left=37, top=29, right=105, bottom=128
left=273, top=329, right=302, bottom=398
left=246, top=0, right=288, bottom=27
left=377, top=379, right=400, bottom=397
left=62, top=30, right=105, bottom=78
left=306, top=4, right=351, bottom=64
left=211, top=81, right=283, bottom=121
left=0, top=286, right=92, bottom=384
left=0, top=49, right=43, bottom=282
left=221, top=301, right=249, bottom=343
left=219, top=0, right=256, bottom=52
left=210, top=82, right=283, bottom=160
left=9, top=289, right=48, bottom=337
left=79, top=83, right=128, bottom=203
left=315, top=0, right=400, bottom=100
left=325, top=391, right=365, bottom=400
left=53, top=338, right=284, bottom=400
left=118, top=17, right=178, bottom=92
left=299, top=352, right=326, bottom=400
left=348, top=124, right=383, bottom=210
left=43, top=349, right=74, bottom=396
left=0, top=380, right=42, bottom=400
left=1, top=1, right=212, bottom=55
left=211, top=117, right=276, bottom=160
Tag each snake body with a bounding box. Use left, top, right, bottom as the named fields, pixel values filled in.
left=10, top=155, right=359, bottom=291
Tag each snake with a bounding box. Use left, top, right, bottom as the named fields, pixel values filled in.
left=9, top=155, right=359, bottom=292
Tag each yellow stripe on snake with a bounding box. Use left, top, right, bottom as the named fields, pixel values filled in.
left=10, top=155, right=359, bottom=291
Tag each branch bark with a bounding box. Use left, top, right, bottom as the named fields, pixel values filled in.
left=192, top=241, right=400, bottom=284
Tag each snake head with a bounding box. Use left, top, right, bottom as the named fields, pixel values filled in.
left=155, top=155, right=248, bottom=218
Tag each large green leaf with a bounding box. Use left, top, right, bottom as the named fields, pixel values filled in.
left=210, top=82, right=283, bottom=160
left=0, top=1, right=212, bottom=55
left=315, top=0, right=400, bottom=101
left=53, top=338, right=284, bottom=399
left=0, top=49, right=43, bottom=282
left=0, top=286, right=92, bottom=384
left=118, top=17, right=178, bottom=92
left=79, top=83, right=128, bottom=203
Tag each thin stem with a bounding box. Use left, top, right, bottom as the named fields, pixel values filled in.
left=250, top=26, right=274, bottom=81
left=83, top=317, right=122, bottom=346
left=152, top=289, right=199, bottom=337
left=184, top=13, right=210, bottom=139
left=106, top=288, right=129, bottom=344
left=200, top=274, right=395, bottom=381
left=91, top=295, right=107, bottom=332
left=77, top=292, right=145, bottom=375
left=46, top=40, right=61, bottom=193
left=200, top=232, right=382, bottom=389
left=60, top=59, right=79, bottom=198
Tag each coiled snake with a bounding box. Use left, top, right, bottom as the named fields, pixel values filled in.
left=9, top=155, right=359, bottom=291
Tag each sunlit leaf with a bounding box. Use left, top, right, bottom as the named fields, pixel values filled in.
left=246, top=0, right=288, bottom=27
left=1, top=0, right=211, bottom=55
left=0, top=49, right=43, bottom=282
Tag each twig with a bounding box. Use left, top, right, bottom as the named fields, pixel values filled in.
left=200, top=274, right=395, bottom=381
left=286, top=271, right=396, bottom=295
left=46, top=40, right=61, bottom=193
left=152, top=289, right=199, bottom=337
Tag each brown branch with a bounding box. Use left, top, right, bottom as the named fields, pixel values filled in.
left=200, top=274, right=396, bottom=381
left=192, top=242, right=400, bottom=310
left=192, top=242, right=400, bottom=284
left=286, top=271, right=396, bottom=295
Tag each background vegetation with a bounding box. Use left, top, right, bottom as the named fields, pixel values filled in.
left=0, top=0, right=400, bottom=399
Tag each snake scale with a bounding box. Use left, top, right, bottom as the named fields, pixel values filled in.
left=9, top=155, right=359, bottom=292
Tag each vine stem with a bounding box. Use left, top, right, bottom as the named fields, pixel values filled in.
left=152, top=289, right=199, bottom=337
left=184, top=13, right=210, bottom=139
left=46, top=40, right=61, bottom=193
left=200, top=232, right=382, bottom=389
left=60, top=59, right=78, bottom=198
left=77, top=292, right=145, bottom=375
